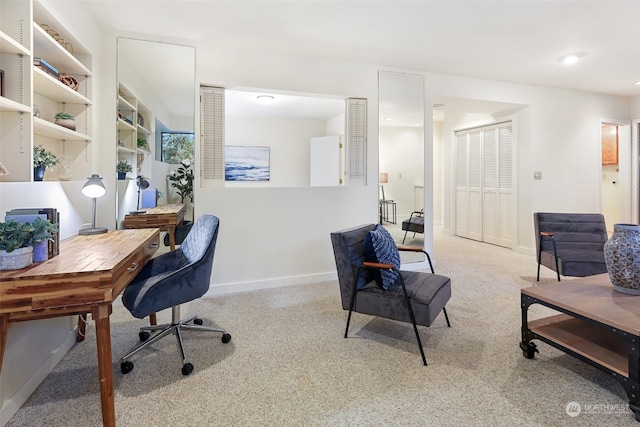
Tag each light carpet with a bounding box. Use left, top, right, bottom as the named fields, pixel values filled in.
left=5, top=229, right=637, bottom=426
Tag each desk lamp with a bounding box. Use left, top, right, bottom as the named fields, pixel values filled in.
left=133, top=175, right=150, bottom=213
left=79, top=174, right=108, bottom=235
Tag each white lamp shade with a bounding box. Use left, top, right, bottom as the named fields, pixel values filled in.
left=81, top=174, right=106, bottom=198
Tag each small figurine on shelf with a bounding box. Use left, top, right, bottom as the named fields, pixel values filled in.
left=116, top=160, right=133, bottom=180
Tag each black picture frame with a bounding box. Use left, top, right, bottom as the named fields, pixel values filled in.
left=0, top=69, right=5, bottom=97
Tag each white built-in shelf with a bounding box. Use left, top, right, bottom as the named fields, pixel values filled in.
left=33, top=67, right=91, bottom=104
left=0, top=96, right=31, bottom=113
left=0, top=30, right=29, bottom=56
left=117, top=146, right=136, bottom=154
left=118, top=95, right=135, bottom=112
left=117, top=118, right=135, bottom=131
left=34, top=117, right=91, bottom=141
left=32, top=24, right=91, bottom=77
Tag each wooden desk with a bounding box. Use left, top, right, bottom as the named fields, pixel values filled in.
left=0, top=229, right=159, bottom=427
left=123, top=203, right=185, bottom=250
left=520, top=274, right=640, bottom=421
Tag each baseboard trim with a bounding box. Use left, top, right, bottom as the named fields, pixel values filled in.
left=204, top=272, right=337, bottom=296
left=0, top=328, right=76, bottom=426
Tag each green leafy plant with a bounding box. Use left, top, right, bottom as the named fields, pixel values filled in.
left=0, top=218, right=58, bottom=253
left=33, top=145, right=60, bottom=168
left=54, top=111, right=74, bottom=120
left=168, top=160, right=194, bottom=203
left=116, top=160, right=133, bottom=173
left=137, top=138, right=149, bottom=151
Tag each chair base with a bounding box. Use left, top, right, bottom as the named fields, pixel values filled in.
left=120, top=305, right=231, bottom=376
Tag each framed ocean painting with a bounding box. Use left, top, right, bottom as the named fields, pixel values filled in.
left=225, top=146, right=270, bottom=181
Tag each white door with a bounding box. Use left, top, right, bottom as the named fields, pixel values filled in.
left=310, top=136, right=341, bottom=186
left=455, top=122, right=513, bottom=248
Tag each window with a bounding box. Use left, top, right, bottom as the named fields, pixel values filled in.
left=161, top=132, right=195, bottom=164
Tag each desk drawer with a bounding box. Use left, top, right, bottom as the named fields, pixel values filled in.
left=112, top=231, right=159, bottom=296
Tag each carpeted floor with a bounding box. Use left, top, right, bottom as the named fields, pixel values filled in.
left=5, top=228, right=637, bottom=426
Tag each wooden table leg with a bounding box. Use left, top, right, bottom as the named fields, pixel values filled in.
left=167, top=226, right=177, bottom=251
left=0, top=314, right=8, bottom=374
left=92, top=304, right=116, bottom=427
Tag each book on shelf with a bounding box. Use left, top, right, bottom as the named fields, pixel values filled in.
left=33, top=57, right=59, bottom=78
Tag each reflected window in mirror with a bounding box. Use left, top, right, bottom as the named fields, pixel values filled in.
left=161, top=132, right=194, bottom=164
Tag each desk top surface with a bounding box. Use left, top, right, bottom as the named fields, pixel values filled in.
left=522, top=273, right=640, bottom=335
left=0, top=229, right=159, bottom=315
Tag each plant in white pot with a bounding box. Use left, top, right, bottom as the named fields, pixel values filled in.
left=54, top=111, right=76, bottom=131
left=0, top=218, right=58, bottom=270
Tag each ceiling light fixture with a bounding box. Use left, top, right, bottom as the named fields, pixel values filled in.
left=560, top=52, right=586, bottom=65
left=256, top=95, right=275, bottom=104
left=634, top=81, right=640, bottom=86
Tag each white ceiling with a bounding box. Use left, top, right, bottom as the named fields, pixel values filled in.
left=79, top=0, right=640, bottom=125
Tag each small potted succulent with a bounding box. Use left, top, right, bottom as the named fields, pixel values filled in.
left=33, top=145, right=59, bottom=181
left=0, top=218, right=59, bottom=270
left=116, top=160, right=133, bottom=180
left=54, top=111, right=76, bottom=131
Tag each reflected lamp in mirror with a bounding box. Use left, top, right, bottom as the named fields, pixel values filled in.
left=379, top=173, right=389, bottom=201
left=134, top=175, right=150, bottom=212
left=79, top=174, right=108, bottom=235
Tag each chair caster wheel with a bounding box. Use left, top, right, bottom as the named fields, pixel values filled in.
left=221, top=333, right=231, bottom=343
left=193, top=318, right=203, bottom=325
left=121, top=361, right=134, bottom=374
left=182, top=362, right=194, bottom=376
left=520, top=341, right=538, bottom=359
left=139, top=331, right=150, bottom=341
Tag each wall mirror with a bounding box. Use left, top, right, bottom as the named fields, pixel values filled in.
left=378, top=71, right=425, bottom=263
left=223, top=88, right=347, bottom=187
left=116, top=38, right=196, bottom=228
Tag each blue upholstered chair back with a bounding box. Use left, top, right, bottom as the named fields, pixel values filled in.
left=122, top=215, right=220, bottom=319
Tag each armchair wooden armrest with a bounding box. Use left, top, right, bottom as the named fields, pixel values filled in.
left=363, top=261, right=395, bottom=270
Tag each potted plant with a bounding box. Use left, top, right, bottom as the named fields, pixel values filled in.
left=137, top=137, right=149, bottom=151
left=168, top=159, right=194, bottom=203
left=54, top=111, right=76, bottom=130
left=33, top=145, right=59, bottom=181
left=116, top=160, right=133, bottom=180
left=0, top=218, right=59, bottom=270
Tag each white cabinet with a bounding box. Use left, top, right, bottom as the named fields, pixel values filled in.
left=0, top=0, right=93, bottom=182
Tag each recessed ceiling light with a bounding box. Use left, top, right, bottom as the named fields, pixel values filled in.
left=256, top=95, right=275, bottom=104
left=560, top=52, right=586, bottom=65
left=634, top=81, right=640, bottom=86
left=384, top=117, right=393, bottom=121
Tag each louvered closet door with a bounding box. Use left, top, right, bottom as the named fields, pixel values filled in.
left=455, top=132, right=469, bottom=238
left=455, top=122, right=512, bottom=248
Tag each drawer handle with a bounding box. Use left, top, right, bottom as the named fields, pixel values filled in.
left=150, top=242, right=159, bottom=249
left=127, top=262, right=139, bottom=272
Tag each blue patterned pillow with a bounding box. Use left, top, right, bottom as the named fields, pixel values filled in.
left=364, top=224, right=400, bottom=289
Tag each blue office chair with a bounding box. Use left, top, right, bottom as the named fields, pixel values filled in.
left=119, top=214, right=231, bottom=376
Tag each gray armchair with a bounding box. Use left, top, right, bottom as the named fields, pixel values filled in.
left=119, top=214, right=231, bottom=376
left=534, top=212, right=609, bottom=281
left=330, top=224, right=451, bottom=366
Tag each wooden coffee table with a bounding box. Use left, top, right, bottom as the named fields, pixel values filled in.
left=520, top=273, right=640, bottom=422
